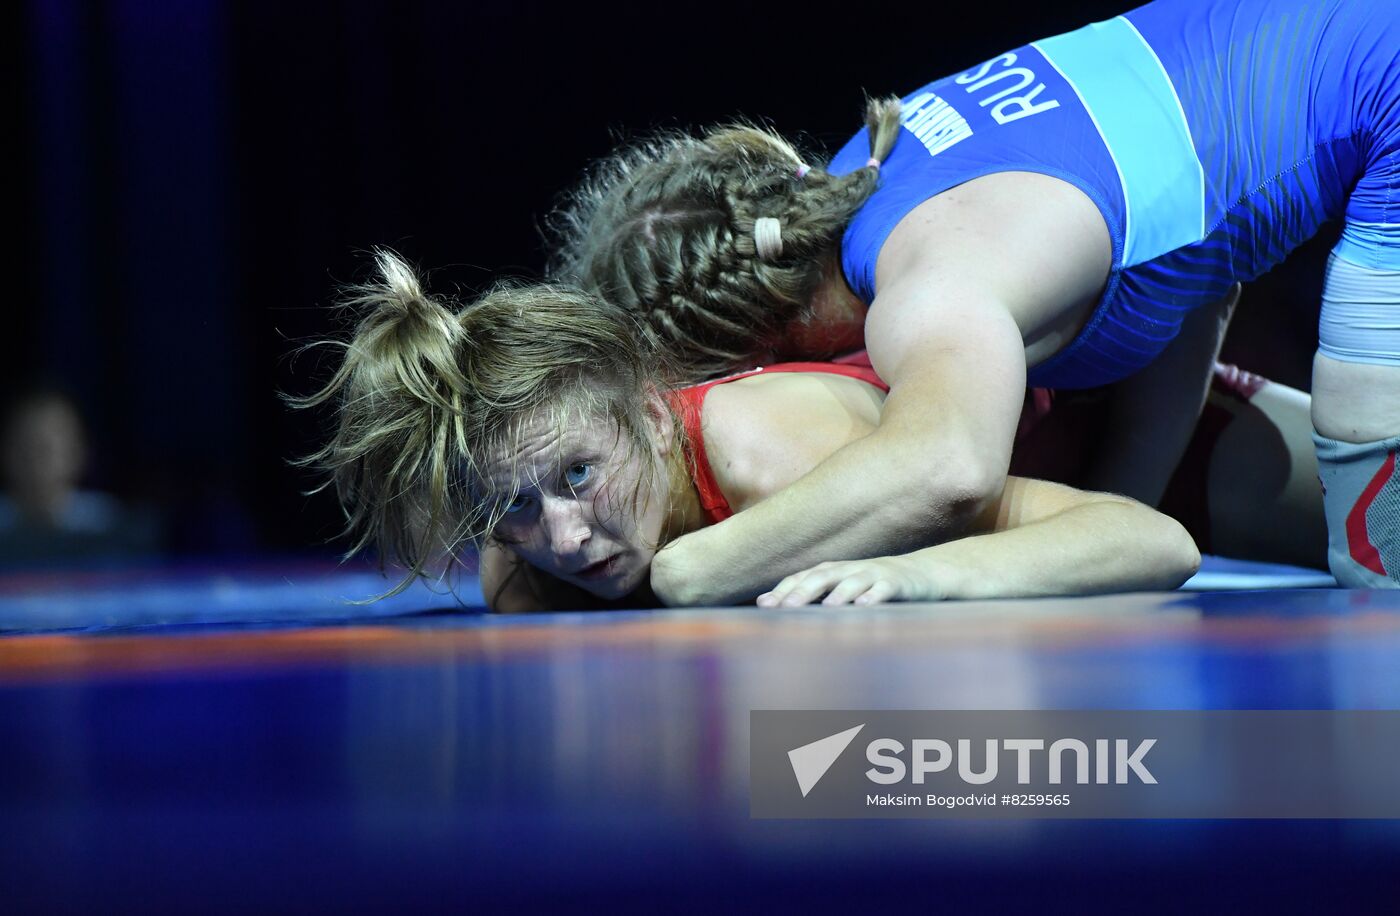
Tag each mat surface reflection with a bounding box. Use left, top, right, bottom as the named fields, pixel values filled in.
left=4, top=589, right=1400, bottom=910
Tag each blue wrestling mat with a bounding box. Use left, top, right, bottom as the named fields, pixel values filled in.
left=0, top=555, right=1333, bottom=634
left=6, top=556, right=1394, bottom=912
left=0, top=559, right=479, bottom=633
left=1180, top=555, right=1336, bottom=590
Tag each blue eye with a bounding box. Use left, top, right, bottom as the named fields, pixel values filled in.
left=503, top=494, right=533, bottom=515
left=564, top=463, right=592, bottom=488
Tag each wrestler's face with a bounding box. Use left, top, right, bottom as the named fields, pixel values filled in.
left=487, top=405, right=673, bottom=600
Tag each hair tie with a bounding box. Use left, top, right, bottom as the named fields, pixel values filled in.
left=753, top=217, right=783, bottom=261
left=865, top=157, right=882, bottom=170
left=795, top=163, right=812, bottom=179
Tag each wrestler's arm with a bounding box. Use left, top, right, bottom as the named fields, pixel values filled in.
left=700, top=372, right=1198, bottom=603
left=647, top=300, right=1024, bottom=606
left=480, top=542, right=580, bottom=612
left=1082, top=284, right=1240, bottom=504
left=651, top=175, right=1110, bottom=606
left=757, top=477, right=1201, bottom=605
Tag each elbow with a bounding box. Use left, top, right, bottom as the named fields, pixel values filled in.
left=956, top=466, right=1006, bottom=523
left=1151, top=513, right=1202, bottom=589
left=936, top=438, right=1009, bottom=519
left=862, top=407, right=1013, bottom=539
left=1176, top=529, right=1204, bottom=587
left=904, top=456, right=1006, bottom=537
left=650, top=546, right=702, bottom=607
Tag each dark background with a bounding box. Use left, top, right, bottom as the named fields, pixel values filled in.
left=9, top=0, right=1326, bottom=563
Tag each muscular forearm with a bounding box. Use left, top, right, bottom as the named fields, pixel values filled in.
left=921, top=497, right=1200, bottom=598
left=652, top=284, right=1030, bottom=607
left=759, top=482, right=1201, bottom=606
left=653, top=393, right=1011, bottom=606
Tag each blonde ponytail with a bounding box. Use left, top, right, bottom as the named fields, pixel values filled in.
left=864, top=95, right=904, bottom=166
left=291, top=249, right=473, bottom=596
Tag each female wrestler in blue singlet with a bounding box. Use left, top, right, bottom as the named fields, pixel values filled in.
left=551, top=0, right=1400, bottom=600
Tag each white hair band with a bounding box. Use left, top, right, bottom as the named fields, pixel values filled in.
left=754, top=217, right=783, bottom=261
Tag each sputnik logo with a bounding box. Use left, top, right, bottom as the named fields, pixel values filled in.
left=787, top=724, right=865, bottom=797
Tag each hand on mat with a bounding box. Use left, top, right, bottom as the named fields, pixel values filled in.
left=756, top=556, right=945, bottom=608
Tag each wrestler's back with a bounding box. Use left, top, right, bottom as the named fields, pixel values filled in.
left=832, top=0, right=1397, bottom=389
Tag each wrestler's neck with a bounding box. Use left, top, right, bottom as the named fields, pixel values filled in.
left=662, top=450, right=709, bottom=544
left=774, top=260, right=868, bottom=361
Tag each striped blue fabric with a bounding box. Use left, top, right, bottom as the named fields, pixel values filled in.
left=834, top=0, right=1395, bottom=390
left=1030, top=152, right=1344, bottom=388
left=1336, top=222, right=1400, bottom=271
left=1033, top=16, right=1205, bottom=268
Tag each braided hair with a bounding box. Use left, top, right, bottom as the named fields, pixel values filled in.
left=549, top=97, right=903, bottom=381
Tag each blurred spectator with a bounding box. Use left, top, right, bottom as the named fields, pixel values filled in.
left=0, top=388, right=161, bottom=569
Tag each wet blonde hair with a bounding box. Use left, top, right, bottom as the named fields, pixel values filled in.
left=292, top=250, right=675, bottom=596
left=548, top=97, right=903, bottom=380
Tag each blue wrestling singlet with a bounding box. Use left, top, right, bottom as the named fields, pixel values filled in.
left=829, top=0, right=1400, bottom=389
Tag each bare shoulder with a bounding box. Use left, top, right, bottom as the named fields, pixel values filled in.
left=873, top=171, right=1113, bottom=360
left=699, top=372, right=885, bottom=512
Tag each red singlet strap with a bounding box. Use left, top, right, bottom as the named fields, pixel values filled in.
left=665, top=357, right=889, bottom=524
